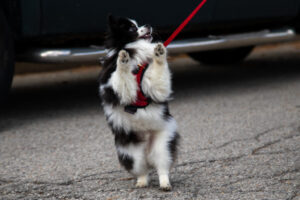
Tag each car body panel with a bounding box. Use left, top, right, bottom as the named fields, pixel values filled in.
left=17, top=0, right=299, bottom=37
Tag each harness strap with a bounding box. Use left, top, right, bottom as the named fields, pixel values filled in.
left=124, top=64, right=151, bottom=114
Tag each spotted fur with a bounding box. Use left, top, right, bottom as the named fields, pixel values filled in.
left=99, top=15, right=179, bottom=190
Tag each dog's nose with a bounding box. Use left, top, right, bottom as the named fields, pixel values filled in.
left=144, top=24, right=151, bottom=29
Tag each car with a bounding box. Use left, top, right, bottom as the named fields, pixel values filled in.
left=1, top=0, right=300, bottom=104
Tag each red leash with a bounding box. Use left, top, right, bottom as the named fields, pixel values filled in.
left=128, top=0, right=207, bottom=113
left=163, top=0, right=207, bottom=47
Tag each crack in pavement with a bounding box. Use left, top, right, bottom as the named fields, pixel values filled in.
left=175, top=154, right=246, bottom=169
left=195, top=125, right=290, bottom=152
left=3, top=124, right=292, bottom=195
left=253, top=126, right=285, bottom=142
left=221, top=168, right=299, bottom=188
left=253, top=148, right=300, bottom=156
left=252, top=132, right=300, bottom=155
left=0, top=169, right=123, bottom=188
left=0, top=125, right=299, bottom=199
left=251, top=139, right=281, bottom=155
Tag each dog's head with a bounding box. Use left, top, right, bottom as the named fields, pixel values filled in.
left=106, top=15, right=153, bottom=49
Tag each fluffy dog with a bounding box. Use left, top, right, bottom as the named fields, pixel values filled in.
left=99, top=15, right=179, bottom=190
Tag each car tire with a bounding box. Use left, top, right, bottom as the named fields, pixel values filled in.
left=0, top=10, right=14, bottom=104
left=188, top=46, right=254, bottom=65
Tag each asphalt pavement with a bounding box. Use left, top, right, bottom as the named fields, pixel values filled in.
left=0, top=42, right=300, bottom=200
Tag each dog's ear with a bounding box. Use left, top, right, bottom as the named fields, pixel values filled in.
left=108, top=14, right=117, bottom=28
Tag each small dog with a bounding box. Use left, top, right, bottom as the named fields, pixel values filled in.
left=99, top=15, right=179, bottom=190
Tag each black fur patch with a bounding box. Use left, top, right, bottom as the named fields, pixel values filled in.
left=113, top=127, right=143, bottom=146
left=102, top=87, right=119, bottom=106
left=98, top=61, right=117, bottom=84
left=162, top=103, right=172, bottom=121
left=118, top=153, right=133, bottom=171
left=105, top=15, right=139, bottom=50
left=169, top=132, right=180, bottom=161
left=124, top=48, right=137, bottom=59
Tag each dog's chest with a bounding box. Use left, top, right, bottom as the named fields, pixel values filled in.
left=104, top=104, right=165, bottom=132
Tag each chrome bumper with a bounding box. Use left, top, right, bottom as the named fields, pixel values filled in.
left=17, top=28, right=296, bottom=64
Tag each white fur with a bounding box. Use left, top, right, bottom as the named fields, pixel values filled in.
left=129, top=19, right=152, bottom=41
left=100, top=38, right=177, bottom=190
left=129, top=19, right=138, bottom=27
left=111, top=50, right=137, bottom=105
left=136, top=174, right=149, bottom=187
left=124, top=41, right=172, bottom=102
left=104, top=104, right=168, bottom=132
left=103, top=41, right=172, bottom=132
left=117, top=143, right=148, bottom=175
left=125, top=40, right=155, bottom=66
left=138, top=25, right=152, bottom=38
left=148, top=118, right=177, bottom=190
left=142, top=45, right=172, bottom=102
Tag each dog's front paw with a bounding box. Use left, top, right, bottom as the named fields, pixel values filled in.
left=154, top=43, right=166, bottom=57
left=118, top=50, right=130, bottom=65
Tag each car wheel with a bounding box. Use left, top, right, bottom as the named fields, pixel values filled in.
left=0, top=10, right=14, bottom=104
left=188, top=46, right=254, bottom=65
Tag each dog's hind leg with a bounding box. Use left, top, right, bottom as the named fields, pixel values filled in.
left=115, top=138, right=149, bottom=187
left=148, top=118, right=179, bottom=191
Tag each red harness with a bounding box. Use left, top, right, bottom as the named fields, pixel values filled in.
left=132, top=64, right=150, bottom=107
left=124, top=64, right=150, bottom=114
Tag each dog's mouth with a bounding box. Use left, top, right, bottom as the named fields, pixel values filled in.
left=139, top=31, right=152, bottom=41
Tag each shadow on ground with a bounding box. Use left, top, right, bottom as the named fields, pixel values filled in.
left=1, top=54, right=300, bottom=132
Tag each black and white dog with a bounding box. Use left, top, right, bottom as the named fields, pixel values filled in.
left=99, top=15, right=179, bottom=190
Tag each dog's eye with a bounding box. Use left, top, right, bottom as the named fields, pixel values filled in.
left=129, top=26, right=137, bottom=32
